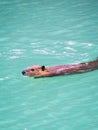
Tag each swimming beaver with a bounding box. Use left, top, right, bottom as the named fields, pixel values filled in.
left=22, top=58, right=98, bottom=78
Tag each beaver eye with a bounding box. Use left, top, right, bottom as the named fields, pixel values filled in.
left=31, top=69, right=34, bottom=71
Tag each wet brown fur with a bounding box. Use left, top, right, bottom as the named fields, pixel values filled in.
left=22, top=58, right=98, bottom=78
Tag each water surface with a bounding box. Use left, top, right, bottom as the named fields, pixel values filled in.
left=0, top=0, right=98, bottom=130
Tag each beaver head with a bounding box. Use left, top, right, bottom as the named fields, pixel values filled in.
left=22, top=65, right=49, bottom=77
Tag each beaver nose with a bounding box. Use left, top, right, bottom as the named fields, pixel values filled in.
left=22, top=70, right=25, bottom=75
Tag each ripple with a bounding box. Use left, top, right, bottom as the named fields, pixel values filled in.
left=87, top=43, right=93, bottom=47
left=67, top=41, right=76, bottom=45
left=0, top=76, right=9, bottom=81
left=0, top=78, right=4, bottom=81
left=33, top=49, right=56, bottom=55
left=0, top=37, right=9, bottom=42
left=64, top=46, right=77, bottom=52
left=9, top=55, right=20, bottom=59
left=8, top=49, right=25, bottom=59
left=83, top=43, right=93, bottom=47
left=33, top=49, right=49, bottom=55
left=10, top=49, right=25, bottom=55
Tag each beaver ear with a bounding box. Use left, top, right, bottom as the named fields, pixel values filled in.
left=41, top=66, right=45, bottom=71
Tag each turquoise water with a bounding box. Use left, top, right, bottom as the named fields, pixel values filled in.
left=0, top=0, right=98, bottom=130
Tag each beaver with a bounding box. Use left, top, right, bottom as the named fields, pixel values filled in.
left=22, top=58, right=98, bottom=78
